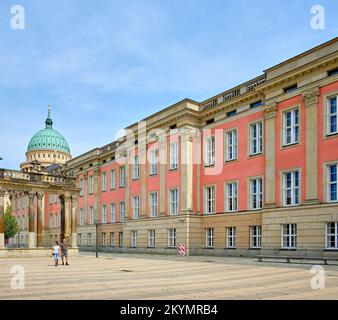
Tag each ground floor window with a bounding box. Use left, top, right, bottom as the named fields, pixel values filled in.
left=250, top=225, right=262, bottom=249
left=326, top=222, right=338, bottom=249
left=131, top=230, right=137, bottom=247
left=168, top=228, right=176, bottom=248
left=119, top=232, right=124, bottom=247
left=102, top=232, right=107, bottom=246
left=77, top=233, right=82, bottom=246
left=205, top=228, right=214, bottom=248
left=87, top=233, right=92, bottom=246
left=148, top=229, right=155, bottom=248
left=110, top=232, right=115, bottom=247
left=226, top=227, right=236, bottom=248
left=281, top=224, right=297, bottom=249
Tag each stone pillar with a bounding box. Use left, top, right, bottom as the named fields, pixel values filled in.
left=264, top=103, right=277, bottom=208
left=124, top=149, right=130, bottom=220
left=139, top=139, right=147, bottom=218
left=0, top=189, right=5, bottom=248
left=303, top=87, right=320, bottom=204
left=37, top=193, right=44, bottom=247
left=63, top=194, right=71, bottom=243
left=159, top=132, right=167, bottom=216
left=93, top=168, right=100, bottom=223
left=60, top=194, right=65, bottom=241
left=28, top=192, right=36, bottom=248
left=83, top=172, right=88, bottom=224
left=71, top=194, right=78, bottom=248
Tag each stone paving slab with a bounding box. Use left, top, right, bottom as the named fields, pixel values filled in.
left=0, top=253, right=337, bottom=300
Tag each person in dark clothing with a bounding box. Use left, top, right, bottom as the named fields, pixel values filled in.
left=60, top=239, right=69, bottom=265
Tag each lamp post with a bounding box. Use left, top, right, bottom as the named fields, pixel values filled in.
left=95, top=218, right=99, bottom=258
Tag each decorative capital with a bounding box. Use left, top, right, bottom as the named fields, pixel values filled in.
left=263, top=103, right=277, bottom=119
left=37, top=193, right=44, bottom=201
left=302, top=87, right=320, bottom=106
left=28, top=192, right=36, bottom=200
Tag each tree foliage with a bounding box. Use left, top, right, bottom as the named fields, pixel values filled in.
left=4, top=204, right=20, bottom=239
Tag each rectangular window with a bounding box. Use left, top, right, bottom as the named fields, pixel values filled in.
left=204, top=136, right=215, bottom=166
left=119, top=166, right=125, bottom=187
left=281, top=224, right=297, bottom=249
left=132, top=196, right=140, bottom=219
left=89, top=176, right=94, bottom=194
left=102, top=172, right=107, bottom=191
left=119, top=202, right=125, bottom=221
left=132, top=155, right=140, bottom=180
left=225, top=182, right=238, bottom=212
left=325, top=222, right=338, bottom=249
left=283, top=171, right=300, bottom=206
left=110, top=232, right=115, bottom=247
left=79, top=179, right=84, bottom=196
left=205, top=228, right=214, bottom=248
left=250, top=226, right=262, bottom=249
left=205, top=186, right=216, bottom=214
left=131, top=230, right=137, bottom=247
left=327, top=96, right=338, bottom=135
left=149, top=149, right=158, bottom=175
left=283, top=109, right=299, bottom=145
left=80, top=208, right=85, bottom=225
left=284, top=83, right=297, bottom=93
left=148, top=229, right=155, bottom=248
left=328, top=164, right=338, bottom=202
left=168, top=228, right=176, bottom=248
left=226, top=227, right=236, bottom=248
left=110, top=203, right=116, bottom=223
left=110, top=169, right=116, bottom=190
left=149, top=192, right=158, bottom=217
left=89, top=207, right=94, bottom=225
left=169, top=142, right=178, bottom=170
left=87, top=233, right=92, bottom=246
left=102, top=233, right=107, bottom=246
left=169, top=188, right=179, bottom=215
left=226, top=129, right=238, bottom=161
left=102, top=205, right=107, bottom=223
left=119, top=232, right=123, bottom=247
left=78, top=233, right=82, bottom=246
left=328, top=68, right=338, bottom=77
left=249, top=178, right=263, bottom=210
left=249, top=122, right=263, bottom=155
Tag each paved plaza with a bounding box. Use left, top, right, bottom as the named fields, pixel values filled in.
left=0, top=253, right=338, bottom=300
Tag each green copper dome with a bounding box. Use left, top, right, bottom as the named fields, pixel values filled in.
left=27, top=107, right=71, bottom=155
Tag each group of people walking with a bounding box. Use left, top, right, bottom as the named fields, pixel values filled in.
left=52, top=239, right=69, bottom=267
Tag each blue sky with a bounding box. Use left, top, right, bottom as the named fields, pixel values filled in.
left=0, top=0, right=337, bottom=169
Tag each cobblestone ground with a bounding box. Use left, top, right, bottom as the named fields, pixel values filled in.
left=0, top=253, right=338, bottom=300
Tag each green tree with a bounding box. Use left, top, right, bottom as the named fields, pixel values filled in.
left=4, top=204, right=20, bottom=240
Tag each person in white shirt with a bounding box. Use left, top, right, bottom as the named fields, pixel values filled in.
left=51, top=241, right=61, bottom=267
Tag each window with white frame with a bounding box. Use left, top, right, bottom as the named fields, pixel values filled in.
left=149, top=149, right=158, bottom=175
left=132, top=196, right=140, bottom=219
left=249, top=122, right=263, bottom=155
left=149, top=192, right=158, bottom=217
left=205, top=228, right=214, bottom=248
left=119, top=166, right=125, bottom=187
left=327, top=164, right=338, bottom=202
left=102, top=172, right=107, bottom=191
left=204, top=136, right=215, bottom=166
left=80, top=208, right=85, bottom=225
left=226, top=129, right=238, bottom=161
left=89, top=176, right=94, bottom=194
left=102, top=205, right=107, bottom=223
left=148, top=229, right=155, bottom=248
left=283, top=170, right=300, bottom=206
left=110, top=169, right=116, bottom=190
left=205, top=186, right=216, bottom=214
left=169, top=188, right=179, bottom=215
left=326, top=222, right=338, bottom=249
left=249, top=178, right=263, bottom=210
left=119, top=202, right=125, bottom=221
left=225, top=182, right=238, bottom=212
left=283, top=108, right=299, bottom=145
left=78, top=233, right=82, bottom=246
left=89, top=207, right=94, bottom=225
left=79, top=179, right=84, bottom=196
left=169, top=142, right=178, bottom=170
left=110, top=203, right=116, bottom=223
left=131, top=230, right=137, bottom=247
left=102, top=233, right=107, bottom=246
left=250, top=225, right=262, bottom=248
left=168, top=228, right=176, bottom=247
left=226, top=227, right=236, bottom=248
left=281, top=224, right=297, bottom=249
left=87, top=233, right=92, bottom=246
left=119, top=232, right=123, bottom=247
left=132, top=155, right=140, bottom=180
left=327, top=96, right=338, bottom=135
left=110, top=232, right=115, bottom=247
